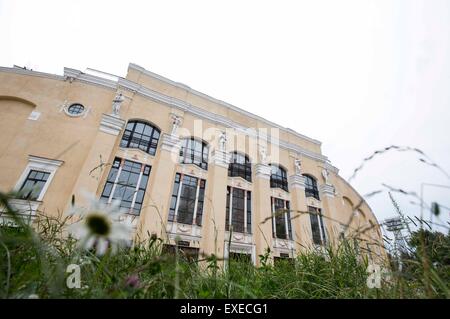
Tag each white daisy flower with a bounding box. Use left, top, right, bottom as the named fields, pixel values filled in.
left=67, top=192, right=133, bottom=256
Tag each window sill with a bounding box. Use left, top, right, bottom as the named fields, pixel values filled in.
left=0, top=198, right=41, bottom=227
left=271, top=187, right=290, bottom=194
left=225, top=230, right=253, bottom=244
left=118, top=147, right=156, bottom=159
left=273, top=237, right=295, bottom=250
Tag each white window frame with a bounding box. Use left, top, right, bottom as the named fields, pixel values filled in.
left=272, top=197, right=291, bottom=240
left=172, top=173, right=204, bottom=226
left=227, top=186, right=251, bottom=234
left=309, top=206, right=327, bottom=245
left=14, top=155, right=63, bottom=202
left=104, top=158, right=149, bottom=215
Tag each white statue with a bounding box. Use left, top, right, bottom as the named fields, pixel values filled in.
left=322, top=168, right=331, bottom=185
left=219, top=131, right=227, bottom=152
left=259, top=146, right=267, bottom=164
left=171, top=115, right=182, bottom=136
left=111, top=92, right=125, bottom=117
left=294, top=158, right=302, bottom=174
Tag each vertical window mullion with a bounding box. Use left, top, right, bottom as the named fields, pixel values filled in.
left=228, top=186, right=234, bottom=230
left=129, top=165, right=144, bottom=213
left=283, top=200, right=289, bottom=240
left=271, top=197, right=276, bottom=238
left=108, top=159, right=124, bottom=204
left=319, top=210, right=326, bottom=244
left=243, top=190, right=247, bottom=234
left=192, top=178, right=201, bottom=225
left=174, top=174, right=184, bottom=222
left=316, top=209, right=324, bottom=245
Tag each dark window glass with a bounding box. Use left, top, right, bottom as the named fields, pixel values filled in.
left=67, top=103, right=84, bottom=115
left=274, top=198, right=287, bottom=239
left=272, top=197, right=292, bottom=240
left=162, top=244, right=199, bottom=262
left=100, top=158, right=151, bottom=215
left=177, top=175, right=197, bottom=224
left=274, top=256, right=295, bottom=267
left=195, top=179, right=206, bottom=226
left=309, top=206, right=326, bottom=245
left=225, top=187, right=242, bottom=233
left=179, top=138, right=209, bottom=170
left=246, top=191, right=252, bottom=234
left=228, top=152, right=252, bottom=182
left=304, top=175, right=320, bottom=200
left=270, top=165, right=288, bottom=192
left=19, top=170, right=50, bottom=200
left=120, top=120, right=160, bottom=156
left=168, top=173, right=206, bottom=226
left=229, top=252, right=252, bottom=264
left=286, top=201, right=292, bottom=240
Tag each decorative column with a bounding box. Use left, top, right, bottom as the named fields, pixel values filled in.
left=200, top=148, right=231, bottom=263
left=289, top=174, right=310, bottom=252
left=138, top=132, right=181, bottom=241
left=68, top=113, right=125, bottom=209
left=253, top=163, right=273, bottom=266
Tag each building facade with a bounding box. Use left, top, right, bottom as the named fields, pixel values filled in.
left=0, top=64, right=385, bottom=265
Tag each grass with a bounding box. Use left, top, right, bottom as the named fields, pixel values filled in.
left=0, top=205, right=448, bottom=299
left=0, top=144, right=449, bottom=299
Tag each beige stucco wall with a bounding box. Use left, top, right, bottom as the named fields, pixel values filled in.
left=0, top=64, right=386, bottom=265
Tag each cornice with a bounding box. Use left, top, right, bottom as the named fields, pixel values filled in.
left=64, top=67, right=117, bottom=90
left=0, top=66, right=64, bottom=81
left=128, top=63, right=322, bottom=146
left=0, top=65, right=329, bottom=164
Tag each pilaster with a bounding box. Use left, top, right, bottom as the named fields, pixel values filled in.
left=68, top=113, right=125, bottom=209
left=253, top=163, right=273, bottom=265
left=138, top=133, right=181, bottom=240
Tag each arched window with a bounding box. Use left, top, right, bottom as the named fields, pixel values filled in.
left=120, top=120, right=161, bottom=156
left=270, top=164, right=288, bottom=192
left=303, top=174, right=319, bottom=200
left=228, top=152, right=252, bottom=182
left=179, top=137, right=209, bottom=170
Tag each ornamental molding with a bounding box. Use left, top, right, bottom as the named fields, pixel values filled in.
left=289, top=174, right=306, bottom=189
left=99, top=113, right=125, bottom=136
left=28, top=155, right=64, bottom=168
left=255, top=164, right=271, bottom=180
left=320, top=184, right=336, bottom=198
left=211, top=149, right=231, bottom=168
left=270, top=188, right=290, bottom=200
left=161, top=133, right=181, bottom=153
left=1, top=66, right=332, bottom=165
left=273, top=238, right=295, bottom=255
left=62, top=66, right=329, bottom=163
left=128, top=63, right=322, bottom=146
left=227, top=176, right=252, bottom=190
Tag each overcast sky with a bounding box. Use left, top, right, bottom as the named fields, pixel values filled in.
left=1, top=0, right=449, bottom=236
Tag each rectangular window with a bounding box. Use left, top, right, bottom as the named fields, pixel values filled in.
left=271, top=197, right=292, bottom=240
left=309, top=206, right=326, bottom=245
left=19, top=170, right=50, bottom=200
left=274, top=255, right=295, bottom=267
left=168, top=173, right=206, bottom=226
left=226, top=186, right=252, bottom=234
left=162, top=244, right=199, bottom=262
left=100, top=157, right=151, bottom=215
left=229, top=252, right=252, bottom=264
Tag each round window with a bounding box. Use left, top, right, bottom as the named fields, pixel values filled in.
left=67, top=103, right=85, bottom=115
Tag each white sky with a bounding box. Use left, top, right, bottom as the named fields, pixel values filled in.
left=1, top=0, right=449, bottom=235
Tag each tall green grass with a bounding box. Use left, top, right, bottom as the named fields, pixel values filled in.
left=0, top=203, right=447, bottom=299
